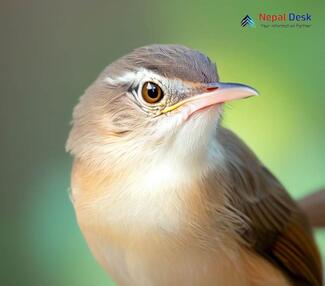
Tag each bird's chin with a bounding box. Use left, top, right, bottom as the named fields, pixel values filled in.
left=160, top=104, right=220, bottom=165
left=153, top=104, right=221, bottom=151
left=186, top=103, right=222, bottom=121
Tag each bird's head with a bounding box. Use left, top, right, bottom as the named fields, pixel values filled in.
left=67, top=45, right=257, bottom=169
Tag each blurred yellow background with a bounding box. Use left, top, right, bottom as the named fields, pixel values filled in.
left=1, top=1, right=324, bottom=285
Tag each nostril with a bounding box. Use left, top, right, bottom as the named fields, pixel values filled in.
left=206, top=87, right=219, bottom=92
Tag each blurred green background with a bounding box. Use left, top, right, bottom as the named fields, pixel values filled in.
left=1, top=1, right=324, bottom=285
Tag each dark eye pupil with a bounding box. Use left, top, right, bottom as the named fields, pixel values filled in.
left=147, top=83, right=158, bottom=98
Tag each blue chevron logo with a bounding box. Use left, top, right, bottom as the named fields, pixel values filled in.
left=241, top=15, right=255, bottom=27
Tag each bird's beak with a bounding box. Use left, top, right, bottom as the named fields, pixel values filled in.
left=161, top=82, right=258, bottom=115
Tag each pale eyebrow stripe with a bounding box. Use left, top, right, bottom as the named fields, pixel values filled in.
left=104, top=71, right=138, bottom=85
left=104, top=68, right=168, bottom=86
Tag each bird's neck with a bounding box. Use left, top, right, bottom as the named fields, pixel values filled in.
left=114, top=116, right=223, bottom=175
left=71, top=116, right=227, bottom=234
left=71, top=130, right=226, bottom=235
left=73, top=124, right=224, bottom=223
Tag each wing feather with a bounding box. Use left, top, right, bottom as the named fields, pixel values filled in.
left=219, top=127, right=323, bottom=286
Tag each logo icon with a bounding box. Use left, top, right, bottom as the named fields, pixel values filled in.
left=241, top=15, right=255, bottom=27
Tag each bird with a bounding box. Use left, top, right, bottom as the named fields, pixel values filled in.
left=66, top=44, right=323, bottom=286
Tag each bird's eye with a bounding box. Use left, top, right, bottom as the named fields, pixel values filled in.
left=141, top=82, right=164, bottom=104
